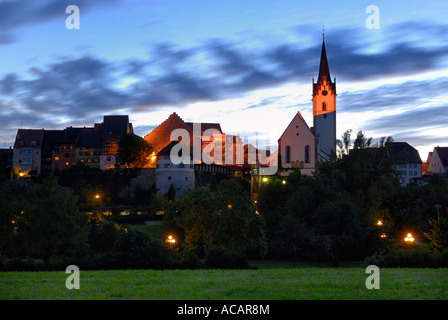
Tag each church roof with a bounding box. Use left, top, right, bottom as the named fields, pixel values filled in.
left=313, top=37, right=336, bottom=95
left=278, top=111, right=315, bottom=143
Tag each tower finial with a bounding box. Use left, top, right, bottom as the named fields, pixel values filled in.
left=322, top=25, right=325, bottom=38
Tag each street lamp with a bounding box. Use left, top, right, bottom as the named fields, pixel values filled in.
left=404, top=233, right=415, bottom=243
left=376, top=219, right=383, bottom=226
left=166, top=235, right=176, bottom=246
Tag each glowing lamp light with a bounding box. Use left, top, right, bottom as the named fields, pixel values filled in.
left=262, top=177, right=268, bottom=182
left=166, top=235, right=176, bottom=245
left=377, top=220, right=383, bottom=226
left=95, top=194, right=100, bottom=199
left=404, top=233, right=415, bottom=243
left=380, top=233, right=387, bottom=239
left=282, top=180, right=286, bottom=185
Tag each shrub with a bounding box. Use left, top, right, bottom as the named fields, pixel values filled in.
left=363, top=247, right=444, bottom=268
left=113, top=229, right=175, bottom=269
left=178, top=250, right=205, bottom=269
left=205, top=247, right=249, bottom=269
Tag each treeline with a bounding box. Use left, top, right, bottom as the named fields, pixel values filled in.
left=1, top=131, right=448, bottom=270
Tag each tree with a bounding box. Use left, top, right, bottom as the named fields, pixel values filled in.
left=170, top=179, right=266, bottom=258
left=424, top=218, right=448, bottom=254
left=19, top=174, right=89, bottom=266
left=0, top=183, right=18, bottom=267
left=313, top=198, right=363, bottom=265
left=116, top=134, right=153, bottom=168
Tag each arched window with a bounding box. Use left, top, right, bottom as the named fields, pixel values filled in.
left=322, top=102, right=327, bottom=111
left=300, top=161, right=304, bottom=168
left=285, top=146, right=291, bottom=164
left=305, top=145, right=310, bottom=164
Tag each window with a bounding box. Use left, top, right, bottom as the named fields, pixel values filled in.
left=305, top=145, right=310, bottom=164
left=323, top=114, right=327, bottom=119
left=168, top=176, right=171, bottom=180
left=285, top=146, right=291, bottom=164
left=322, top=102, right=327, bottom=111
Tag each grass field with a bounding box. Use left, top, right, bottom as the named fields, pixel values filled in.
left=1, top=264, right=447, bottom=300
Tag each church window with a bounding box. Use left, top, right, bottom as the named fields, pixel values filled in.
left=285, top=146, right=291, bottom=164
left=322, top=102, right=327, bottom=111
left=305, top=145, right=310, bottom=164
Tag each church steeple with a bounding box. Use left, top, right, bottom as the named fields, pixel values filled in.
left=313, top=36, right=336, bottom=96
left=312, top=33, right=336, bottom=161
left=318, top=37, right=331, bottom=84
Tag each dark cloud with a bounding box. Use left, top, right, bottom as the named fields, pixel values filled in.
left=1, top=20, right=448, bottom=146
left=366, top=105, right=448, bottom=134
left=0, top=0, right=125, bottom=44
left=338, top=78, right=448, bottom=113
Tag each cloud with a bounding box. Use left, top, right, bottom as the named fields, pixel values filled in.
left=1, top=20, right=448, bottom=146
left=366, top=105, right=448, bottom=135
left=338, top=78, right=448, bottom=113
left=0, top=0, right=125, bottom=44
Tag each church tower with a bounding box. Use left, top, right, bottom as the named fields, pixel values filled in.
left=313, top=34, right=336, bottom=161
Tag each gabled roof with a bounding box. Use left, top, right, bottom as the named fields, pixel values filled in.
left=387, top=142, right=422, bottom=164
left=14, top=129, right=44, bottom=149
left=434, top=147, right=448, bottom=167
left=278, top=111, right=315, bottom=143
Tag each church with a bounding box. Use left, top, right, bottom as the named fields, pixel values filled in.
left=278, top=35, right=336, bottom=175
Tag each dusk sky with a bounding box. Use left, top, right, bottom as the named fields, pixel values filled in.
left=0, top=0, right=447, bottom=160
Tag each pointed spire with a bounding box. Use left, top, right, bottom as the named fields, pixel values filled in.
left=317, top=37, right=331, bottom=84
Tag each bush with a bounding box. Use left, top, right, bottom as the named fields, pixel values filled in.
left=178, top=250, right=205, bottom=269
left=3, top=257, right=46, bottom=271
left=205, top=247, right=249, bottom=269
left=113, top=229, right=175, bottom=269
left=363, top=247, right=446, bottom=268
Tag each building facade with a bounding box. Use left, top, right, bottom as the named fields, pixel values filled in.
left=427, top=146, right=448, bottom=175
left=388, top=142, right=423, bottom=185
left=13, top=129, right=44, bottom=176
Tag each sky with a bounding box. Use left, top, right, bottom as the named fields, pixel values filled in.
left=0, top=0, right=447, bottom=160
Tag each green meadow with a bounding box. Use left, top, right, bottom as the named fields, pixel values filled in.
left=1, top=264, right=447, bottom=300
